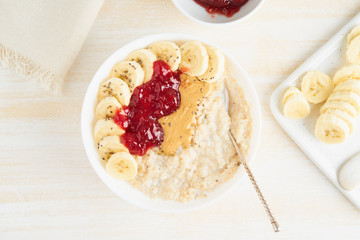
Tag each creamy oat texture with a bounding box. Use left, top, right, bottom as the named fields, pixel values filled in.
left=130, top=72, right=251, bottom=202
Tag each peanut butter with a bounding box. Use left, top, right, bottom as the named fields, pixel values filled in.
left=159, top=74, right=214, bottom=155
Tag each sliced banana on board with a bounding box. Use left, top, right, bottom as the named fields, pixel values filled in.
left=320, top=100, right=358, bottom=118
left=327, top=90, right=360, bottom=114
left=338, top=152, right=360, bottom=191
left=97, top=77, right=131, bottom=105
left=282, top=86, right=301, bottom=105
left=324, top=109, right=355, bottom=133
left=301, top=71, right=333, bottom=104
left=198, top=46, right=225, bottom=83
left=106, top=152, right=137, bottom=180
left=148, top=41, right=181, bottom=71
left=109, top=61, right=144, bottom=92
left=346, top=35, right=360, bottom=65
left=94, top=118, right=124, bottom=142
left=347, top=26, right=360, bottom=43
left=179, top=41, right=209, bottom=76
left=126, top=49, right=156, bottom=82
left=283, top=92, right=310, bottom=119
left=334, top=79, right=360, bottom=96
left=281, top=26, right=360, bottom=144
left=315, top=113, right=350, bottom=144
left=95, top=96, right=121, bottom=119
left=333, top=65, right=360, bottom=86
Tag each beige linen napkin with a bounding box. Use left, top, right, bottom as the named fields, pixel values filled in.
left=0, top=0, right=104, bottom=93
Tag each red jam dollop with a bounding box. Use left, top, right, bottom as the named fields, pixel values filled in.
left=113, top=60, right=181, bottom=156
left=194, top=0, right=248, bottom=18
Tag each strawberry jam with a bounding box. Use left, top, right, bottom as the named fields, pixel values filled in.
left=194, top=0, right=248, bottom=18
left=113, top=60, right=181, bottom=156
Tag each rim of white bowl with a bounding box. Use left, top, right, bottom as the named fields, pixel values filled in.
left=171, top=0, right=265, bottom=26
left=81, top=33, right=262, bottom=213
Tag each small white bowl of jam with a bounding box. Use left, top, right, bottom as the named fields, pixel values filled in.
left=171, top=0, right=264, bottom=25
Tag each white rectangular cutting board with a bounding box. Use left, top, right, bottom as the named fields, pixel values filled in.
left=270, top=12, right=360, bottom=209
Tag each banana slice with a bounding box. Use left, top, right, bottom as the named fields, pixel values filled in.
left=347, top=26, right=360, bottom=43
left=126, top=49, right=156, bottom=82
left=94, top=118, right=124, bottom=142
left=347, top=35, right=360, bottom=65
left=106, top=152, right=137, bottom=180
left=98, top=135, right=128, bottom=152
left=333, top=65, right=360, bottom=86
left=320, top=100, right=358, bottom=118
left=327, top=90, right=360, bottom=114
left=334, top=79, right=360, bottom=96
left=109, top=61, right=144, bottom=92
left=179, top=41, right=209, bottom=76
left=97, top=77, right=131, bottom=105
left=148, top=41, right=181, bottom=71
left=301, top=71, right=333, bottom=104
left=315, top=113, right=350, bottom=144
left=283, top=93, right=310, bottom=119
left=95, top=96, right=121, bottom=119
left=282, top=86, right=301, bottom=105
left=197, top=46, right=225, bottom=83
left=98, top=135, right=128, bottom=160
left=324, top=109, right=355, bottom=133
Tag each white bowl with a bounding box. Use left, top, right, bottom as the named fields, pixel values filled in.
left=171, top=0, right=264, bottom=25
left=81, top=33, right=262, bottom=213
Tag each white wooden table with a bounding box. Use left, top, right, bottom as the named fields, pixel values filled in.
left=1, top=0, right=360, bottom=239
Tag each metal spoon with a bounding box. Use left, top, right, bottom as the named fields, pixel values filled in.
left=224, top=87, right=280, bottom=232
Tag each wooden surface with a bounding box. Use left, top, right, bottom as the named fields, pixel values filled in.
left=1, top=0, right=360, bottom=239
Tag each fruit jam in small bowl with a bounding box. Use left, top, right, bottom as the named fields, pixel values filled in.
left=171, top=0, right=264, bottom=25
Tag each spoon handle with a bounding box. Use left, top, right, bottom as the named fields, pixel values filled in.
left=228, top=132, right=280, bottom=232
